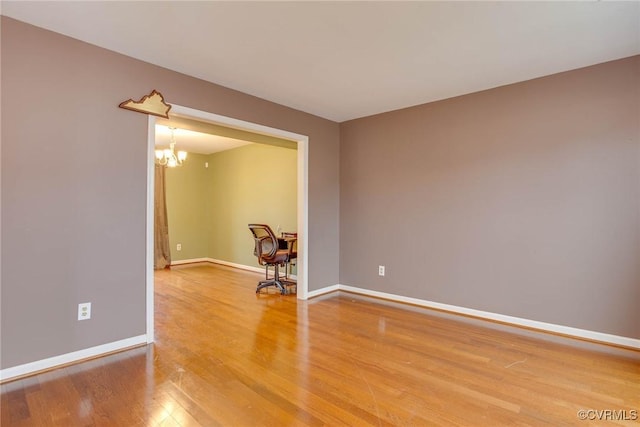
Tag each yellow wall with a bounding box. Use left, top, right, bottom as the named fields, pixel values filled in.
left=165, top=143, right=297, bottom=267
left=165, top=153, right=210, bottom=260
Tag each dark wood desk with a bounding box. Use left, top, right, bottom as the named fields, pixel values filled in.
left=278, top=232, right=297, bottom=253
left=278, top=232, right=297, bottom=282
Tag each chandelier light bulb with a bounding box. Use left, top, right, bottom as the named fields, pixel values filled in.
left=155, top=127, right=187, bottom=167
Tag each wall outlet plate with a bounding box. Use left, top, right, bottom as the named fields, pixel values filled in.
left=378, top=265, right=385, bottom=276
left=78, top=302, right=91, bottom=320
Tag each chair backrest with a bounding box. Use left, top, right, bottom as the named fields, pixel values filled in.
left=248, top=224, right=278, bottom=263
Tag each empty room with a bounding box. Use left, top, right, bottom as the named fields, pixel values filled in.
left=1, top=2, right=639, bottom=426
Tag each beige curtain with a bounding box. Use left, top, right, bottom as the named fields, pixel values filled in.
left=154, top=164, right=171, bottom=269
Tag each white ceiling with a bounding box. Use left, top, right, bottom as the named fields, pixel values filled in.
left=155, top=125, right=251, bottom=155
left=2, top=1, right=639, bottom=122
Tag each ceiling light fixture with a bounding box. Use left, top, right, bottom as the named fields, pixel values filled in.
left=155, top=127, right=187, bottom=167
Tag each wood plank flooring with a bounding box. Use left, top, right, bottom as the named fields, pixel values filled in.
left=2, top=263, right=639, bottom=426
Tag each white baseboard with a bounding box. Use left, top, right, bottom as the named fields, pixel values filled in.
left=12, top=283, right=633, bottom=383
left=205, top=258, right=264, bottom=274
left=308, top=284, right=640, bottom=350
left=0, top=335, right=147, bottom=383
left=171, top=258, right=211, bottom=266
left=307, top=284, right=340, bottom=299
left=172, top=257, right=298, bottom=280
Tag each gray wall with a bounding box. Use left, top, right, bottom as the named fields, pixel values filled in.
left=1, top=17, right=339, bottom=369
left=2, top=15, right=638, bottom=372
left=340, top=56, right=640, bottom=339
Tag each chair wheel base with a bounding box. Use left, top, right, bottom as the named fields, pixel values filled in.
left=256, top=279, right=288, bottom=295
left=255, top=278, right=298, bottom=295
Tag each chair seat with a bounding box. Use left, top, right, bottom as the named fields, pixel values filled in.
left=262, top=249, right=290, bottom=264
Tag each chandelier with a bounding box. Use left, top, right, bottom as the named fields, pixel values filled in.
left=155, top=127, right=187, bottom=167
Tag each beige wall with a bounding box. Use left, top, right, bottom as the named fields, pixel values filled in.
left=206, top=143, right=297, bottom=268
left=340, top=56, right=640, bottom=339
left=164, top=143, right=297, bottom=267
left=165, top=153, right=210, bottom=261
left=1, top=17, right=339, bottom=369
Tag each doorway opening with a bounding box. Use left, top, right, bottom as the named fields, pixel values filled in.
left=145, top=104, right=309, bottom=342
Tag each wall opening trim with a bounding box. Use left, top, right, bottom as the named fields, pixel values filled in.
left=146, top=105, right=309, bottom=342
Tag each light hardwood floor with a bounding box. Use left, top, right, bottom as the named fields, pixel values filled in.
left=2, top=263, right=639, bottom=426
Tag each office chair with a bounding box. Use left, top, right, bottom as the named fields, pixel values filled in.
left=248, top=224, right=293, bottom=295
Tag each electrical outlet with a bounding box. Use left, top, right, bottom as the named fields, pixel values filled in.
left=378, top=265, right=385, bottom=276
left=176, top=243, right=182, bottom=251
left=78, top=302, right=91, bottom=320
